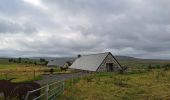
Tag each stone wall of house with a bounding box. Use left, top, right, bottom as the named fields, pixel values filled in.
left=97, top=53, right=120, bottom=72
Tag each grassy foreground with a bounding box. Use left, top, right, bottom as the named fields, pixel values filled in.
left=59, top=69, right=170, bottom=100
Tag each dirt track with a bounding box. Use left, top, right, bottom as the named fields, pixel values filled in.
left=35, top=72, right=89, bottom=85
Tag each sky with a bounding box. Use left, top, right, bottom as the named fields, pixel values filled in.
left=0, top=0, right=170, bottom=59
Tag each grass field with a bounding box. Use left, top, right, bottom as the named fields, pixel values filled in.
left=59, top=69, right=170, bottom=100
left=0, top=58, right=76, bottom=82
left=119, top=59, right=170, bottom=69
left=1, top=57, right=170, bottom=99
left=58, top=59, right=170, bottom=100
left=0, top=58, right=48, bottom=82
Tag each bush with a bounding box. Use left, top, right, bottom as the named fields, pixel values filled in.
left=163, top=64, right=170, bottom=70
left=148, top=64, right=152, bottom=69
left=156, top=65, right=161, bottom=69
left=50, top=68, right=54, bottom=74
left=118, top=66, right=128, bottom=74
left=43, top=69, right=50, bottom=73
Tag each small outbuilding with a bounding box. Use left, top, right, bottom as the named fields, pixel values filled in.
left=70, top=52, right=122, bottom=72
left=47, top=58, right=75, bottom=68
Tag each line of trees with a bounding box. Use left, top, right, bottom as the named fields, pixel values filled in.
left=8, top=58, right=48, bottom=66
left=8, top=57, right=22, bottom=63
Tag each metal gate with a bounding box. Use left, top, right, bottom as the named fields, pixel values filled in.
left=25, top=81, right=64, bottom=100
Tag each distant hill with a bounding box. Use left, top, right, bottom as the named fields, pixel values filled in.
left=115, top=56, right=138, bottom=61
left=1, top=55, right=170, bottom=61
left=29, top=56, right=136, bottom=61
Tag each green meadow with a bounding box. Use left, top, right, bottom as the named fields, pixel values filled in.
left=58, top=59, right=170, bottom=100
left=0, top=58, right=74, bottom=82
left=59, top=69, right=170, bottom=100
left=0, top=58, right=46, bottom=82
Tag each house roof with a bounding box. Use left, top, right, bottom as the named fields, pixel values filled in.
left=47, top=57, right=75, bottom=67
left=70, top=52, right=110, bottom=71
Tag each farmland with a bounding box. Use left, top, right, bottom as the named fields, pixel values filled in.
left=0, top=58, right=74, bottom=83
left=0, top=57, right=170, bottom=100
left=0, top=58, right=47, bottom=82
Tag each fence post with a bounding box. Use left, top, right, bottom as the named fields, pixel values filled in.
left=72, top=74, right=73, bottom=87
left=46, top=84, right=49, bottom=100
left=5, top=73, right=8, bottom=80
left=63, top=82, right=65, bottom=92
left=33, top=70, right=35, bottom=80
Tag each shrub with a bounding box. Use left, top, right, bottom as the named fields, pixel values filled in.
left=163, top=64, right=170, bottom=71
left=43, top=69, right=50, bottom=74
left=118, top=66, right=128, bottom=74
left=148, top=64, right=152, bottom=70
left=50, top=68, right=54, bottom=74
left=34, top=61, right=37, bottom=65
left=156, top=65, right=161, bottom=69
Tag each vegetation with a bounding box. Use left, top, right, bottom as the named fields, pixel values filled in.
left=0, top=58, right=48, bottom=82
left=58, top=59, right=170, bottom=100
left=0, top=58, right=75, bottom=82
left=1, top=57, right=170, bottom=99
left=59, top=70, right=170, bottom=100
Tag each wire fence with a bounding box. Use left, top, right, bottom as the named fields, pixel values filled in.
left=0, top=70, right=45, bottom=82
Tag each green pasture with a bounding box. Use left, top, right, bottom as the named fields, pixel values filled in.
left=59, top=69, right=170, bottom=100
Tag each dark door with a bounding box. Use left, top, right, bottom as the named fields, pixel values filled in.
left=106, top=63, right=113, bottom=72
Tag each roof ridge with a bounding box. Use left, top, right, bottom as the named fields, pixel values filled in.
left=81, top=52, right=110, bottom=56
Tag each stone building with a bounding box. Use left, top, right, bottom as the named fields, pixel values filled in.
left=70, top=52, right=122, bottom=72
left=47, top=58, right=75, bottom=68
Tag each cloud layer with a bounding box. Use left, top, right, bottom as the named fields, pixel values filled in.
left=0, top=0, right=170, bottom=59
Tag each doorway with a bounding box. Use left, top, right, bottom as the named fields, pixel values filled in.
left=106, top=63, right=114, bottom=72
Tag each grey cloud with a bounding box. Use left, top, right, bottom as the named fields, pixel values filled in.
left=43, top=0, right=131, bottom=15
left=0, top=0, right=170, bottom=59
left=0, top=20, right=37, bottom=34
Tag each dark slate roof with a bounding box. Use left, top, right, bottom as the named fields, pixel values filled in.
left=70, top=52, right=110, bottom=71
left=47, top=57, right=75, bottom=67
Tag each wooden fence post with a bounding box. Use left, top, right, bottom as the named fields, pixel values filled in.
left=33, top=70, right=35, bottom=80
left=46, top=84, right=49, bottom=100
left=5, top=73, right=8, bottom=80
left=63, top=82, right=65, bottom=92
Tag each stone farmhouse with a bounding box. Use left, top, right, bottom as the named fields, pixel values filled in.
left=70, top=52, right=122, bottom=72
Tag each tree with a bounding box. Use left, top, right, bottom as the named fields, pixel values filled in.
left=34, top=61, right=37, bottom=65
left=40, top=58, right=46, bottom=62
left=18, top=57, right=22, bottom=63
left=44, top=61, right=48, bottom=66
left=8, top=58, right=13, bottom=62
left=50, top=68, right=54, bottom=74
left=148, top=64, right=152, bottom=69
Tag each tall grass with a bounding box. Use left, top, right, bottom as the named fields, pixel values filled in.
left=58, top=69, right=170, bottom=100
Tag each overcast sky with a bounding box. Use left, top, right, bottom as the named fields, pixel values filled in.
left=0, top=0, right=170, bottom=59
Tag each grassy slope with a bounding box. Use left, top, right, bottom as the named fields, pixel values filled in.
left=0, top=58, right=46, bottom=82
left=58, top=58, right=170, bottom=100
left=59, top=70, right=170, bottom=100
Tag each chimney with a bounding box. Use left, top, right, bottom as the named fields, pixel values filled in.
left=77, top=54, right=81, bottom=58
